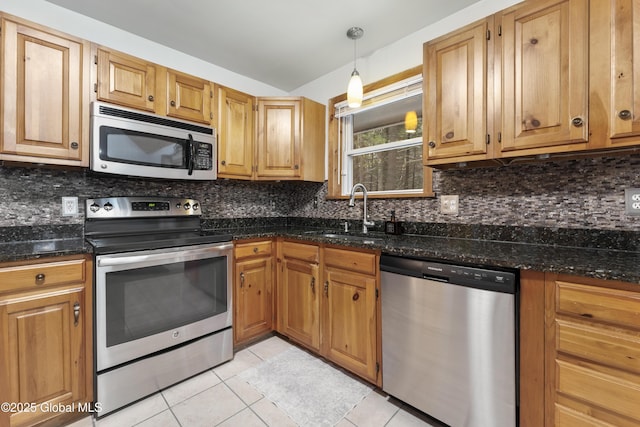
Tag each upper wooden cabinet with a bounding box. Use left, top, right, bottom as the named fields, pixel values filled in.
left=0, top=14, right=90, bottom=166
left=424, top=18, right=493, bottom=164
left=496, top=0, right=589, bottom=156
left=216, top=86, right=255, bottom=179
left=94, top=46, right=212, bottom=124
left=217, top=92, right=326, bottom=181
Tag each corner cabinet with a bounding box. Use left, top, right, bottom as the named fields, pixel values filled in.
left=0, top=255, right=93, bottom=427
left=94, top=46, right=213, bottom=124
left=233, top=240, right=274, bottom=346
left=277, top=240, right=381, bottom=386
left=0, top=14, right=90, bottom=166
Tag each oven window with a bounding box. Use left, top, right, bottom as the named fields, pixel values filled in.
left=100, top=126, right=186, bottom=168
left=105, top=256, right=227, bottom=347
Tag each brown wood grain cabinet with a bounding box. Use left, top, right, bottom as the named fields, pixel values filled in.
left=233, top=240, right=275, bottom=346
left=277, top=241, right=381, bottom=385
left=0, top=14, right=90, bottom=166
left=0, top=255, right=93, bottom=427
left=216, top=86, right=256, bottom=179
left=94, top=46, right=213, bottom=124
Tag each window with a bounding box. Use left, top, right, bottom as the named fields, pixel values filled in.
left=329, top=68, right=433, bottom=198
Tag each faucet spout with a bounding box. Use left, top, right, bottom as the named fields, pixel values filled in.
left=349, top=183, right=375, bottom=233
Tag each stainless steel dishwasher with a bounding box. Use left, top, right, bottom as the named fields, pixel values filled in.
left=381, top=254, right=518, bottom=427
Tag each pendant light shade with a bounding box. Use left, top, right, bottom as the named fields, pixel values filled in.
left=405, top=110, right=418, bottom=133
left=346, top=27, right=364, bottom=108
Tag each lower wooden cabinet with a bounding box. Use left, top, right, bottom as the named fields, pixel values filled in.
left=544, top=273, right=640, bottom=426
left=278, top=241, right=381, bottom=385
left=0, top=255, right=93, bottom=427
left=233, top=240, right=274, bottom=346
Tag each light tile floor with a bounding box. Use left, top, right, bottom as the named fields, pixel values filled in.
left=69, top=336, right=437, bottom=427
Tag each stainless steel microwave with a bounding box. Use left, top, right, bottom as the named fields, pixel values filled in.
left=90, top=101, right=216, bottom=180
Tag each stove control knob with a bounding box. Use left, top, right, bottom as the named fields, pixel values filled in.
left=183, top=202, right=191, bottom=210
left=89, top=203, right=100, bottom=213
left=192, top=203, right=199, bottom=211
left=104, top=202, right=113, bottom=211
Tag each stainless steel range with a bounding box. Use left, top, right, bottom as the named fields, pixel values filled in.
left=85, top=196, right=233, bottom=416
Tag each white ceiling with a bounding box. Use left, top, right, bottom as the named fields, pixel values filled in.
left=44, top=0, right=479, bottom=92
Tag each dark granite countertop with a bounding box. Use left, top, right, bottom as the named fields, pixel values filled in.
left=1, top=220, right=638, bottom=285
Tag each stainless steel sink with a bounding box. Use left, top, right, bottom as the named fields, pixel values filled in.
left=303, top=230, right=384, bottom=245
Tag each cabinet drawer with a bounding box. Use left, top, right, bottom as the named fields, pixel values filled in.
left=282, top=241, right=319, bottom=263
left=235, top=240, right=272, bottom=259
left=555, top=281, right=640, bottom=330
left=324, top=248, right=376, bottom=276
left=0, top=259, right=86, bottom=293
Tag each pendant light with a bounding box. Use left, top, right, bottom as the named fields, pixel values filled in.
left=405, top=110, right=418, bottom=133
left=346, top=27, right=364, bottom=108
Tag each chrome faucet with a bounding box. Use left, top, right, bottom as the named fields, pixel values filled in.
left=349, top=183, right=375, bottom=234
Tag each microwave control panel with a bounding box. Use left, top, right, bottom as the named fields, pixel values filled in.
left=194, top=143, right=213, bottom=170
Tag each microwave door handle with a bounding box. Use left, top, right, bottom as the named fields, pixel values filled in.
left=187, top=133, right=195, bottom=175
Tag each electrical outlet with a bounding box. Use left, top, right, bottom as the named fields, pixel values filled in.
left=625, top=188, right=640, bottom=216
left=61, top=197, right=78, bottom=216
left=440, top=195, right=459, bottom=215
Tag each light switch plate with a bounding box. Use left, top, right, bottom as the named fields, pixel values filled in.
left=61, top=197, right=79, bottom=216
left=625, top=188, right=640, bottom=216
left=440, top=195, right=459, bottom=215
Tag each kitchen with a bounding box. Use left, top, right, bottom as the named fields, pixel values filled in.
left=1, top=0, right=640, bottom=426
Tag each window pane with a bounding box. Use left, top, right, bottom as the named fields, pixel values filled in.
left=352, top=146, right=423, bottom=192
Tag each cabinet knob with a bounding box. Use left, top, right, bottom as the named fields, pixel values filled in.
left=253, top=247, right=259, bottom=253
left=352, top=292, right=360, bottom=301
left=70, top=141, right=79, bottom=150
left=148, top=95, right=154, bottom=102
left=170, top=100, right=176, bottom=107
left=221, top=160, right=226, bottom=166
left=618, top=109, right=632, bottom=120
left=428, top=141, right=436, bottom=148
left=73, top=302, right=80, bottom=326
left=571, top=117, right=584, bottom=127
left=35, top=273, right=45, bottom=284
left=310, top=277, right=315, bottom=294
left=240, top=271, right=245, bottom=287
left=294, top=164, right=299, bottom=170
left=324, top=281, right=329, bottom=297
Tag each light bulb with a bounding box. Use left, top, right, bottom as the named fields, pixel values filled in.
left=405, top=110, right=418, bottom=133
left=347, top=70, right=363, bottom=108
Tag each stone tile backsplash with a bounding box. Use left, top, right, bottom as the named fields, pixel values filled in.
left=1, top=153, right=639, bottom=232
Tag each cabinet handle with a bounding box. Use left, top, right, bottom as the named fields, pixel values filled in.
left=428, top=141, right=436, bottom=148
left=221, top=160, right=226, bottom=166
left=35, top=273, right=45, bottom=284
left=240, top=272, right=245, bottom=288
left=170, top=100, right=176, bottom=107
left=618, top=109, right=632, bottom=120
left=324, top=281, right=329, bottom=297
left=310, top=277, right=315, bottom=294
left=73, top=302, right=80, bottom=326
left=352, top=292, right=360, bottom=301
left=148, top=95, right=154, bottom=102
left=571, top=117, right=584, bottom=127
left=70, top=142, right=79, bottom=150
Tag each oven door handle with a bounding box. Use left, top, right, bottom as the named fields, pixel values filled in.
left=97, top=243, right=233, bottom=267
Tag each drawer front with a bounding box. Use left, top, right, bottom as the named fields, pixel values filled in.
left=0, top=259, right=86, bottom=293
left=556, top=281, right=640, bottom=330
left=235, top=240, right=272, bottom=259
left=282, top=241, right=319, bottom=263
left=323, top=247, right=376, bottom=276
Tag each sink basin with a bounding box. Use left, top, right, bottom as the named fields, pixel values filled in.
left=303, top=230, right=384, bottom=245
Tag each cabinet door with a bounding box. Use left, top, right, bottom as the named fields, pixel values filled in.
left=610, top=0, right=640, bottom=141
left=256, top=99, right=301, bottom=179
left=498, top=0, right=589, bottom=154
left=0, top=288, right=85, bottom=427
left=424, top=18, right=491, bottom=162
left=166, top=69, right=212, bottom=124
left=96, top=47, right=157, bottom=112
left=281, top=257, right=319, bottom=350
left=323, top=268, right=378, bottom=383
left=234, top=257, right=272, bottom=345
left=1, top=17, right=88, bottom=164
left=217, top=86, right=255, bottom=179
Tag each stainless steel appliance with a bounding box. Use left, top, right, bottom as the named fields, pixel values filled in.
left=90, top=101, right=216, bottom=180
left=381, top=255, right=518, bottom=427
left=85, top=197, right=233, bottom=415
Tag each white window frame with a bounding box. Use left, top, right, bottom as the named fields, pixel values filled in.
left=334, top=75, right=424, bottom=197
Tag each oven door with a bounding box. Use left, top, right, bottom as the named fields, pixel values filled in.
left=95, top=242, right=232, bottom=371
